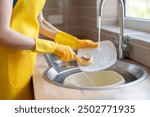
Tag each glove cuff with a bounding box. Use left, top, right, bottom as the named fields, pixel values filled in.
left=34, top=38, right=57, bottom=54
left=55, top=31, right=79, bottom=49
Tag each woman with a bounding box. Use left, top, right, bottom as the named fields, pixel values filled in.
left=0, top=0, right=98, bottom=100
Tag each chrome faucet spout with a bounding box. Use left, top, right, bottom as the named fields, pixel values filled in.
left=98, top=0, right=125, bottom=59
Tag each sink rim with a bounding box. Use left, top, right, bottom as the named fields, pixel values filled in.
left=43, top=60, right=149, bottom=90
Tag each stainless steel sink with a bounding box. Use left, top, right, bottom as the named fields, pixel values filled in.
left=44, top=54, right=149, bottom=90
left=43, top=54, right=150, bottom=99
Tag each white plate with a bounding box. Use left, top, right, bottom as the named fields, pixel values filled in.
left=77, top=40, right=117, bottom=72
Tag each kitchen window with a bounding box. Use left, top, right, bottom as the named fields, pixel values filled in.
left=126, top=0, right=150, bottom=19
left=125, top=0, right=150, bottom=32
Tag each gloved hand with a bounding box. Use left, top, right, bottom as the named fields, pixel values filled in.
left=34, top=38, right=81, bottom=63
left=34, top=38, right=57, bottom=53
left=55, top=31, right=98, bottom=50
left=75, top=39, right=98, bottom=50
left=54, top=44, right=81, bottom=62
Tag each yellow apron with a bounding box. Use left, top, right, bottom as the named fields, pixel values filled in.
left=0, top=0, right=46, bottom=100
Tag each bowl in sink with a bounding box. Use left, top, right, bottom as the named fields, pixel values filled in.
left=63, top=71, right=125, bottom=89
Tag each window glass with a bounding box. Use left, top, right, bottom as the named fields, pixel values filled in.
left=126, top=0, right=150, bottom=19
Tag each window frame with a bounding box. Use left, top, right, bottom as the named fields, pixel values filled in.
left=124, top=0, right=150, bottom=32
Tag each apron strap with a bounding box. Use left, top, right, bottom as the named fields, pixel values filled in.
left=13, top=0, right=17, bottom=8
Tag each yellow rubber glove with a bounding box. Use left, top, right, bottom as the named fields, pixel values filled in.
left=75, top=39, right=98, bottom=49
left=34, top=39, right=57, bottom=54
left=54, top=44, right=81, bottom=62
left=55, top=31, right=98, bottom=50
left=34, top=38, right=81, bottom=63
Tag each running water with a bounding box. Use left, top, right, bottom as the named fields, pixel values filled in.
left=98, top=16, right=101, bottom=48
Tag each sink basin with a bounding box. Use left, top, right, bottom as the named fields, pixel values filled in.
left=44, top=54, right=148, bottom=89
left=43, top=54, right=150, bottom=99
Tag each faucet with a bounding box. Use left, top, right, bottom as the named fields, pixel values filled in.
left=98, top=0, right=126, bottom=59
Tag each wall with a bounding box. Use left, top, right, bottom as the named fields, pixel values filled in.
left=128, top=37, right=150, bottom=68
left=42, top=0, right=119, bottom=40
left=43, top=0, right=81, bottom=37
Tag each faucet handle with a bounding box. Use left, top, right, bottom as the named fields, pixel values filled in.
left=111, top=36, right=119, bottom=48
left=121, top=43, right=127, bottom=50
left=122, top=36, right=130, bottom=51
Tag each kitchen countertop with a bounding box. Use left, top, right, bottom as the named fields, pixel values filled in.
left=33, top=54, right=150, bottom=100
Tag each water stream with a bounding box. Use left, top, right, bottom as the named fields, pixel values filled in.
left=98, top=16, right=101, bottom=47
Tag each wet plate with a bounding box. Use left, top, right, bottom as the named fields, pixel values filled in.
left=77, top=40, right=117, bottom=72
